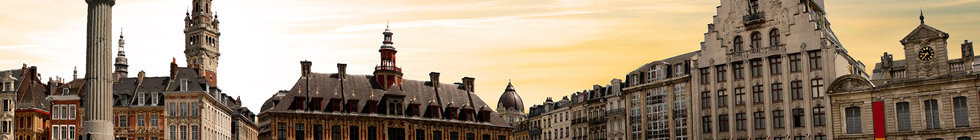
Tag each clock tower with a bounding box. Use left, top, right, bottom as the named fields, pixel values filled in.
left=899, top=11, right=950, bottom=79
left=184, top=0, right=221, bottom=85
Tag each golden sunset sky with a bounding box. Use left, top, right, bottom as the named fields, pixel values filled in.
left=1, top=0, right=978, bottom=112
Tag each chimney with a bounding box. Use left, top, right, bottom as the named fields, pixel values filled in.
left=337, top=63, right=347, bottom=79
left=138, top=70, right=146, bottom=84
left=170, top=58, right=178, bottom=78
left=963, top=40, right=974, bottom=59
left=462, top=77, right=475, bottom=93
left=301, top=61, right=312, bottom=77
left=429, top=72, right=441, bottom=88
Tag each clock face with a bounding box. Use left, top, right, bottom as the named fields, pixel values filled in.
left=919, top=46, right=935, bottom=61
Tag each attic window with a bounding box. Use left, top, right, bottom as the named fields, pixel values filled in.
left=151, top=93, right=159, bottom=105
left=387, top=100, right=403, bottom=116
left=138, top=92, right=146, bottom=106
left=180, top=79, right=188, bottom=91
left=62, top=88, right=68, bottom=95
left=3, top=82, right=12, bottom=92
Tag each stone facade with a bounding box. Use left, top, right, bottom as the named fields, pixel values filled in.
left=623, top=52, right=696, bottom=140
left=1, top=70, right=20, bottom=140
left=827, top=17, right=979, bottom=140
left=183, top=0, right=221, bottom=85
left=689, top=0, right=866, bottom=140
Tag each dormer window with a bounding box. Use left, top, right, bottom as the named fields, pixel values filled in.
left=62, top=88, right=69, bottom=95
left=151, top=92, right=159, bottom=105
left=387, top=100, right=403, bottom=116
left=180, top=79, right=188, bottom=91
left=138, top=92, right=146, bottom=106
left=3, top=82, right=12, bottom=92
left=749, top=0, right=760, bottom=13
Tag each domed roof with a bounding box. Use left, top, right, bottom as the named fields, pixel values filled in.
left=497, top=81, right=524, bottom=112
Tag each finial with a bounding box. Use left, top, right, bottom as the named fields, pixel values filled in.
left=920, top=8, right=925, bottom=24
left=120, top=27, right=124, bottom=38
left=509, top=79, right=512, bottom=83
left=386, top=19, right=389, bottom=28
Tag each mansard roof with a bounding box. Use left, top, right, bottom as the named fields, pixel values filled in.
left=259, top=72, right=509, bottom=127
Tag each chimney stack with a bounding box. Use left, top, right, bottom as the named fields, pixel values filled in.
left=138, top=71, right=146, bottom=84
left=963, top=40, right=974, bottom=59
left=337, top=63, right=347, bottom=79
left=430, top=72, right=441, bottom=88
left=301, top=61, right=312, bottom=77
left=462, top=77, right=475, bottom=93
left=170, top=58, right=178, bottom=78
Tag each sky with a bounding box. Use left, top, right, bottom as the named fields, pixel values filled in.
left=1, top=0, right=978, bottom=112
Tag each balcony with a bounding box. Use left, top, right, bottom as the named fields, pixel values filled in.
left=743, top=11, right=765, bottom=25
left=606, top=108, right=626, bottom=116
left=589, top=118, right=606, bottom=124
left=572, top=118, right=588, bottom=124
left=374, top=65, right=402, bottom=72
left=726, top=45, right=786, bottom=61
left=530, top=127, right=542, bottom=135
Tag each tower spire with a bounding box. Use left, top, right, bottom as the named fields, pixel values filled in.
left=115, top=28, right=129, bottom=77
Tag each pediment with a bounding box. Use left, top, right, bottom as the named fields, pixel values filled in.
left=901, top=24, right=948, bottom=44
left=827, top=74, right=875, bottom=94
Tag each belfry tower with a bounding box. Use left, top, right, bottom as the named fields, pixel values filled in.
left=114, top=30, right=128, bottom=77
left=83, top=0, right=115, bottom=139
left=373, top=25, right=403, bottom=90
left=184, top=0, right=221, bottom=85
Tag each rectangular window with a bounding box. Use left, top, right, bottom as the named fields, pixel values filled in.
left=753, top=111, right=766, bottom=129
left=120, top=115, right=129, bottom=127
left=813, top=107, right=825, bottom=126
left=734, top=87, right=745, bottom=105
left=139, top=92, right=146, bottom=105
left=466, top=133, right=475, bottom=140
left=699, top=68, right=710, bottom=85
left=54, top=105, right=61, bottom=119
left=191, top=126, right=199, bottom=140
left=733, top=62, right=744, bottom=80
left=296, top=124, right=306, bottom=140
left=896, top=102, right=911, bottom=131
left=772, top=110, right=784, bottom=128
left=191, top=102, right=199, bottom=116
left=53, top=126, right=59, bottom=140
left=169, top=103, right=177, bottom=116
left=792, top=108, right=805, bottom=127
left=180, top=79, right=188, bottom=91
left=718, top=114, right=729, bottom=131
left=702, top=116, right=712, bottom=132
left=152, top=92, right=159, bottom=105
left=790, top=81, right=803, bottom=100
left=769, top=56, right=782, bottom=75
left=314, top=125, right=323, bottom=140
left=433, top=131, right=442, bottom=140
left=750, top=59, right=763, bottom=77
left=416, top=129, right=425, bottom=140
left=954, top=97, right=970, bottom=127
left=180, top=102, right=188, bottom=116
left=845, top=107, right=861, bottom=134
left=171, top=125, right=177, bottom=140
left=716, top=65, right=727, bottom=82
left=717, top=90, right=728, bottom=107
left=368, top=126, right=377, bottom=140
left=811, top=78, right=824, bottom=98
left=789, top=53, right=801, bottom=72
left=925, top=99, right=941, bottom=129
left=701, top=92, right=711, bottom=109
left=69, top=126, right=75, bottom=140
left=450, top=132, right=459, bottom=140
left=349, top=126, right=360, bottom=140
left=735, top=113, right=746, bottom=130
left=278, top=123, right=287, bottom=140
left=69, top=105, right=76, bottom=119
left=751, top=85, right=763, bottom=104
left=138, top=115, right=145, bottom=126
left=180, top=125, right=187, bottom=140
left=771, top=83, right=783, bottom=102
left=151, top=115, right=159, bottom=126
left=332, top=126, right=342, bottom=140
left=809, top=51, right=822, bottom=70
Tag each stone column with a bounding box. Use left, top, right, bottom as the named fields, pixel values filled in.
left=83, top=0, right=115, bottom=140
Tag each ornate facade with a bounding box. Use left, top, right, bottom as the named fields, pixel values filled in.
left=15, top=66, right=50, bottom=140
left=1, top=69, right=21, bottom=140
left=496, top=82, right=525, bottom=126
left=184, top=0, right=222, bottom=85
left=689, top=0, right=866, bottom=140
left=256, top=27, right=511, bottom=140
left=827, top=15, right=979, bottom=140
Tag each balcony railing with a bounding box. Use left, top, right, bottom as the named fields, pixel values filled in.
left=606, top=108, right=626, bottom=116
left=572, top=118, right=588, bottom=124
left=726, top=45, right=786, bottom=61
left=743, top=11, right=765, bottom=25
left=589, top=118, right=606, bottom=124
left=375, top=66, right=402, bottom=72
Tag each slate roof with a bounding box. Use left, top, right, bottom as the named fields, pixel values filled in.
left=14, top=67, right=50, bottom=112
left=260, top=72, right=510, bottom=127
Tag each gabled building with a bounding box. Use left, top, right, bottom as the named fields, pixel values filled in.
left=0, top=68, right=23, bottom=140
left=14, top=66, right=51, bottom=140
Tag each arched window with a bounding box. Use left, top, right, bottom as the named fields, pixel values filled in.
left=769, top=29, right=781, bottom=47
left=751, top=32, right=762, bottom=49
left=733, top=36, right=744, bottom=52
left=958, top=137, right=971, bottom=140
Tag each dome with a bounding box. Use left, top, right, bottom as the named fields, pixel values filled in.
left=497, top=81, right=524, bottom=112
